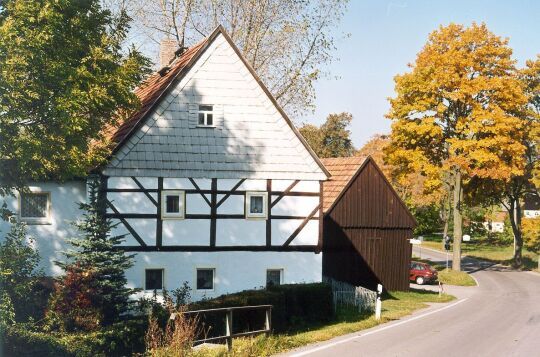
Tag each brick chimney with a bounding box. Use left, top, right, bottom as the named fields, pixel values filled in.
left=159, top=38, right=178, bottom=68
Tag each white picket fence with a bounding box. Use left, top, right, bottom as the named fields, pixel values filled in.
left=323, top=276, right=377, bottom=312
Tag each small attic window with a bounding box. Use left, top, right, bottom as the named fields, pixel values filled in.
left=198, top=105, right=214, bottom=127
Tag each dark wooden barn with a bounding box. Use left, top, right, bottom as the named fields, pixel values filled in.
left=321, top=156, right=416, bottom=291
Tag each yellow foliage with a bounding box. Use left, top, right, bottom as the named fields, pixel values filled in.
left=386, top=22, right=530, bottom=196
left=523, top=217, right=540, bottom=253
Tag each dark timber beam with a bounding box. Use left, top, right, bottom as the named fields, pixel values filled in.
left=117, top=245, right=319, bottom=252
left=189, top=178, right=211, bottom=206
left=210, top=178, right=217, bottom=246
left=131, top=177, right=158, bottom=206
left=106, top=200, right=147, bottom=247
left=156, top=177, right=163, bottom=247
left=266, top=179, right=272, bottom=246
left=270, top=180, right=300, bottom=208
left=215, top=179, right=245, bottom=208
left=283, top=204, right=321, bottom=247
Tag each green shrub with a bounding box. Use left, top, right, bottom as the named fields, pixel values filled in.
left=2, top=325, right=72, bottom=357
left=189, top=283, right=333, bottom=334
left=2, top=319, right=147, bottom=357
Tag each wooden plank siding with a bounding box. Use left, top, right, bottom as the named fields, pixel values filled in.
left=322, top=157, right=415, bottom=291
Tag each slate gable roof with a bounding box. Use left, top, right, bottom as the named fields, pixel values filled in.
left=104, top=26, right=329, bottom=180
left=111, top=39, right=209, bottom=151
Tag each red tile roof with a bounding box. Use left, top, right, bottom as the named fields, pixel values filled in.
left=109, top=39, right=209, bottom=149
left=321, top=157, right=367, bottom=212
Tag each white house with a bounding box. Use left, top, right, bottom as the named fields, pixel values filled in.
left=0, top=26, right=330, bottom=301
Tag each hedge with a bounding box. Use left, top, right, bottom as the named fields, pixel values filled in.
left=1, top=319, right=147, bottom=357
left=189, top=282, right=334, bottom=335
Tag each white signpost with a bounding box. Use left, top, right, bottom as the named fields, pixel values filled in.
left=410, top=236, right=423, bottom=258
left=463, top=234, right=471, bottom=242
left=375, top=284, right=383, bottom=320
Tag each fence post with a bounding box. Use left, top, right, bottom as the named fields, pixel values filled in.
left=225, top=309, right=233, bottom=351
left=265, top=306, right=272, bottom=336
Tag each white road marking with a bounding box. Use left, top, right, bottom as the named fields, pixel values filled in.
left=418, top=246, right=447, bottom=255
left=287, top=298, right=470, bottom=357
left=470, top=273, right=480, bottom=287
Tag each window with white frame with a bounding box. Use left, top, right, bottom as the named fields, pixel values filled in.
left=196, top=268, right=215, bottom=290
left=19, top=192, right=51, bottom=224
left=161, top=190, right=185, bottom=219
left=145, top=268, right=164, bottom=290
left=266, top=269, right=283, bottom=287
left=198, top=105, right=214, bottom=127
left=245, top=191, right=268, bottom=219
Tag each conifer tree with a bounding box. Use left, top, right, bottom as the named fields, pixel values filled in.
left=54, top=178, right=136, bottom=327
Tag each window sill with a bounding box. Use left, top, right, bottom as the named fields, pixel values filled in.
left=196, top=288, right=215, bottom=292
left=19, top=217, right=52, bottom=225
left=196, top=125, right=216, bottom=128
left=161, top=216, right=185, bottom=220
left=245, top=215, right=268, bottom=220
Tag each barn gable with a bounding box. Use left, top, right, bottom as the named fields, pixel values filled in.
left=322, top=157, right=416, bottom=228
left=321, top=156, right=415, bottom=291
left=102, top=26, right=328, bottom=180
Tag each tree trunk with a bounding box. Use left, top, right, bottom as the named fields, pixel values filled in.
left=452, top=170, right=463, bottom=272
left=441, top=195, right=451, bottom=250
left=508, top=197, right=523, bottom=267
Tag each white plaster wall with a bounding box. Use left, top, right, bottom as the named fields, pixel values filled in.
left=0, top=181, right=86, bottom=276
left=126, top=251, right=322, bottom=301
left=216, top=220, right=266, bottom=246
left=163, top=220, right=211, bottom=245
left=108, top=192, right=156, bottom=214
left=272, top=220, right=319, bottom=246
left=216, top=194, right=244, bottom=215
left=271, top=195, right=319, bottom=217
left=185, top=194, right=210, bottom=214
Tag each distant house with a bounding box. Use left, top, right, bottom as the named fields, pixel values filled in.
left=483, top=211, right=506, bottom=233
left=321, top=157, right=416, bottom=291
left=523, top=195, right=540, bottom=219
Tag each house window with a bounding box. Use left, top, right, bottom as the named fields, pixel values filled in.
left=266, top=269, right=283, bottom=287
left=161, top=190, right=185, bottom=219
left=19, top=192, right=51, bottom=224
left=245, top=192, right=268, bottom=219
left=196, top=268, right=215, bottom=290
left=145, top=269, right=164, bottom=290
left=198, top=105, right=214, bottom=127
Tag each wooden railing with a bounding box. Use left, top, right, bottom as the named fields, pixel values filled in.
left=183, top=305, right=272, bottom=351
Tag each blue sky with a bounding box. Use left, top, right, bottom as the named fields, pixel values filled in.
left=310, top=0, right=540, bottom=148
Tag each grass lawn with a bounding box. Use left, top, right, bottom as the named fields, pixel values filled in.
left=412, top=255, right=476, bottom=286
left=191, top=289, right=455, bottom=357
left=419, top=240, right=539, bottom=271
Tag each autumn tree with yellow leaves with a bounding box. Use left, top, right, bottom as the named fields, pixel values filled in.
left=385, top=23, right=529, bottom=271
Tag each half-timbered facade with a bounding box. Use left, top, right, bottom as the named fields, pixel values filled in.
left=0, top=26, right=329, bottom=301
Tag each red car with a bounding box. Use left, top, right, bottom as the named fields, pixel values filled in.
left=410, top=261, right=438, bottom=285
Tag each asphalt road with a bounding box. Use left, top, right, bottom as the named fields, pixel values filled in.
left=281, top=247, right=540, bottom=357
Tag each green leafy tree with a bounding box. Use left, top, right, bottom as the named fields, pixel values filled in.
left=299, top=112, right=355, bottom=158
left=0, top=0, right=151, bottom=195
left=49, top=179, right=136, bottom=330
left=0, top=220, right=42, bottom=323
